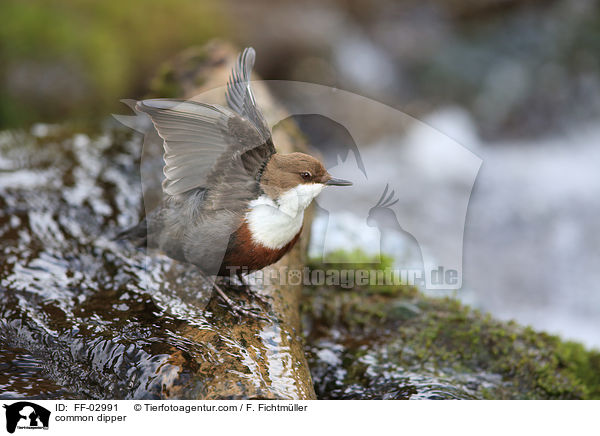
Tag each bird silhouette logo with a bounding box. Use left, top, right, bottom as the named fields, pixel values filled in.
left=367, top=184, right=424, bottom=272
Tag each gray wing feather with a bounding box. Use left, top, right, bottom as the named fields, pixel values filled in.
left=136, top=97, right=274, bottom=200
left=134, top=48, right=274, bottom=199
left=226, top=47, right=271, bottom=141
left=136, top=99, right=238, bottom=196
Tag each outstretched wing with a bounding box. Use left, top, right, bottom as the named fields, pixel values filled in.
left=134, top=47, right=275, bottom=206
left=136, top=98, right=274, bottom=205
left=226, top=47, right=271, bottom=142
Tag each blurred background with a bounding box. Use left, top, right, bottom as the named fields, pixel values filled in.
left=1, top=0, right=599, bottom=346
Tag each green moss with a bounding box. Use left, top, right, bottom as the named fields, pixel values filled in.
left=307, top=248, right=416, bottom=297
left=395, top=298, right=595, bottom=399
left=553, top=341, right=600, bottom=398
left=310, top=248, right=395, bottom=270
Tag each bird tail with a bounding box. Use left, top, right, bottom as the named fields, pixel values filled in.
left=115, top=219, right=148, bottom=247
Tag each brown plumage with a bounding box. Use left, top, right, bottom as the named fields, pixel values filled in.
left=219, top=221, right=303, bottom=276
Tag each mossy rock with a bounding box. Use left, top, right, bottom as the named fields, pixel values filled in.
left=303, top=250, right=600, bottom=399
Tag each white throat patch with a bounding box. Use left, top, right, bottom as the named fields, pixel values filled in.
left=245, top=183, right=325, bottom=249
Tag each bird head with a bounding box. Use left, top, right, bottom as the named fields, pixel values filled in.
left=260, top=152, right=352, bottom=211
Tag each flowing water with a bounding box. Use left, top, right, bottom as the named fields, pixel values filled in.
left=0, top=126, right=194, bottom=398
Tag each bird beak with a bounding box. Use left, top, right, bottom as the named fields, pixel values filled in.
left=326, top=177, right=353, bottom=186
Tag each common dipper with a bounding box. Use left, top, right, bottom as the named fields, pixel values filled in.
left=121, top=47, right=352, bottom=317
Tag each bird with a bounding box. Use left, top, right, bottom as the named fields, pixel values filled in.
left=120, top=47, right=352, bottom=317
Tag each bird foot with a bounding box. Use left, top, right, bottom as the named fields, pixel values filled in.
left=210, top=278, right=269, bottom=321
left=220, top=274, right=273, bottom=307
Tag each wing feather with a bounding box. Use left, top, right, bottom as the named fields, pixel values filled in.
left=136, top=97, right=274, bottom=202
left=226, top=47, right=271, bottom=141
left=136, top=99, right=235, bottom=196
left=134, top=47, right=275, bottom=201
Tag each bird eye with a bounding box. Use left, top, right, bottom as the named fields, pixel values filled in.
left=300, top=171, right=312, bottom=180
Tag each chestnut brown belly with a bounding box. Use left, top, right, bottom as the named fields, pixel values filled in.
left=218, top=221, right=302, bottom=276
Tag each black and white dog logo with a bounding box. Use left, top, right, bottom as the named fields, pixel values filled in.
left=3, top=402, right=50, bottom=434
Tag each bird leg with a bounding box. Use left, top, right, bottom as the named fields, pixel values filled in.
left=201, top=273, right=268, bottom=321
